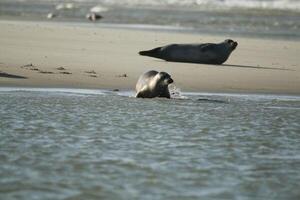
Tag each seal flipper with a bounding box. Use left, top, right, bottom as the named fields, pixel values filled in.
left=139, top=47, right=162, bottom=59
left=135, top=91, right=143, bottom=98
left=158, top=89, right=171, bottom=99
left=135, top=85, right=149, bottom=98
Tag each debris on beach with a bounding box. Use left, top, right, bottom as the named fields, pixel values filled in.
left=59, top=71, right=72, bottom=75
left=84, top=70, right=98, bottom=77
left=86, top=13, right=103, bottom=21
left=85, top=70, right=97, bottom=74
left=39, top=71, right=54, bottom=74
left=56, top=67, right=66, bottom=70
left=117, top=73, right=128, bottom=78
left=21, top=63, right=40, bottom=71
left=21, top=63, right=36, bottom=68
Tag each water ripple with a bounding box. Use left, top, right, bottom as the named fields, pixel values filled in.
left=0, top=89, right=300, bottom=200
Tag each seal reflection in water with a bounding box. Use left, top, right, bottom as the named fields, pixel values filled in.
left=135, top=70, right=174, bottom=98
left=139, top=39, right=238, bottom=65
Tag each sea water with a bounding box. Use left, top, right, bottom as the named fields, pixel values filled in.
left=0, top=88, right=300, bottom=199
left=0, top=0, right=300, bottom=39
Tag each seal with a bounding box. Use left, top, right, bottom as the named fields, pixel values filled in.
left=135, top=70, right=174, bottom=98
left=139, top=39, right=238, bottom=65
left=86, top=13, right=102, bottom=21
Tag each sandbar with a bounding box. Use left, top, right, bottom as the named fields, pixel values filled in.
left=0, top=20, right=299, bottom=95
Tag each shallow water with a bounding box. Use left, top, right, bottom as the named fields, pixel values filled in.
left=0, top=88, right=300, bottom=200
left=1, top=0, right=300, bottom=39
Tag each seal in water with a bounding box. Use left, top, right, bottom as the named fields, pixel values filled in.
left=139, top=39, right=238, bottom=65
left=135, top=70, right=174, bottom=98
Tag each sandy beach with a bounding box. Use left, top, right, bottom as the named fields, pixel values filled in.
left=0, top=20, right=299, bottom=94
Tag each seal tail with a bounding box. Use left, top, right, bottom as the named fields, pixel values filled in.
left=139, top=47, right=162, bottom=58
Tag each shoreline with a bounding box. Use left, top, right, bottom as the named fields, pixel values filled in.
left=0, top=20, right=299, bottom=95
left=1, top=86, right=300, bottom=98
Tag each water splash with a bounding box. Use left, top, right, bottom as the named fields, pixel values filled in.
left=168, top=84, right=188, bottom=99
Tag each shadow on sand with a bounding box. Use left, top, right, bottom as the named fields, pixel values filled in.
left=222, top=64, right=291, bottom=71
left=0, top=72, right=27, bottom=79
left=155, top=60, right=291, bottom=71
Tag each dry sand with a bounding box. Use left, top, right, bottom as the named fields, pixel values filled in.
left=0, top=20, right=299, bottom=94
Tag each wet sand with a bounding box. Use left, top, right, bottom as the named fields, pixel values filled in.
left=0, top=20, right=299, bottom=94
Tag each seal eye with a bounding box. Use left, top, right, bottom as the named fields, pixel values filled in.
left=225, top=39, right=233, bottom=44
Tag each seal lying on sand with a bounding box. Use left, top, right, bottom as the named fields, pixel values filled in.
left=139, top=39, right=238, bottom=65
left=135, top=70, right=174, bottom=98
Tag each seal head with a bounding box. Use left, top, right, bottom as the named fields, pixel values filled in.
left=156, top=72, right=174, bottom=85
left=224, top=39, right=238, bottom=51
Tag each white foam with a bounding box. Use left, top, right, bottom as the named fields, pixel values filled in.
left=55, top=3, right=76, bottom=10
left=90, top=5, right=109, bottom=13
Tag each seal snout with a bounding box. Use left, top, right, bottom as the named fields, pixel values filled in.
left=159, top=72, right=173, bottom=85
left=231, top=41, right=238, bottom=50
left=167, top=77, right=174, bottom=84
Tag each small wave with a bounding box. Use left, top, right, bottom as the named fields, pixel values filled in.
left=253, top=154, right=300, bottom=160
left=68, top=0, right=300, bottom=11
left=266, top=106, right=300, bottom=110
left=184, top=92, right=300, bottom=101
left=90, top=5, right=109, bottom=13
left=0, top=87, right=107, bottom=95
left=55, top=3, right=76, bottom=10
left=194, top=0, right=300, bottom=11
